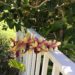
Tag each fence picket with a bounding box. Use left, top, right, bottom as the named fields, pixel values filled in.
left=35, top=53, right=41, bottom=75
left=41, top=52, right=49, bottom=75
left=30, top=51, right=36, bottom=75
left=52, top=64, right=60, bottom=75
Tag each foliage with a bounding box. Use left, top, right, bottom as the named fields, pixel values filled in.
left=0, top=31, right=11, bottom=74
left=0, top=0, right=75, bottom=61
left=0, top=21, right=15, bottom=62
left=0, top=0, right=68, bottom=31
left=0, top=21, right=25, bottom=74
left=0, top=33, right=10, bottom=51
left=8, top=59, right=25, bottom=72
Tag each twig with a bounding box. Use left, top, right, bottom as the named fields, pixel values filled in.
left=28, top=0, right=49, bottom=8
left=53, top=32, right=57, bottom=39
left=0, top=0, right=50, bottom=9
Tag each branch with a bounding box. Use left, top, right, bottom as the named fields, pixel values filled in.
left=0, top=1, right=9, bottom=6
left=55, top=0, right=75, bottom=9
left=0, top=0, right=49, bottom=9
left=28, top=0, right=49, bottom=8
left=53, top=32, right=57, bottom=39
left=0, top=1, right=19, bottom=9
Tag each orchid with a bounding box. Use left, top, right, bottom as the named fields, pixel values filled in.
left=10, top=33, right=61, bottom=57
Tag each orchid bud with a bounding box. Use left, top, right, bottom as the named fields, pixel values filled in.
left=56, top=42, right=61, bottom=46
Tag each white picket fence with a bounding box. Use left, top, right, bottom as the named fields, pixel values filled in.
left=17, top=29, right=75, bottom=75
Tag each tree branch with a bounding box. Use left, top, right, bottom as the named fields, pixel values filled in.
left=28, top=0, right=49, bottom=8
left=0, top=0, right=49, bottom=9
left=0, top=1, right=9, bottom=6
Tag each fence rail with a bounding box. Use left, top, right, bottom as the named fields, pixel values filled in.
left=17, top=28, right=75, bottom=75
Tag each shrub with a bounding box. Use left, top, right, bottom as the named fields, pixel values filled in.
left=0, top=22, right=25, bottom=75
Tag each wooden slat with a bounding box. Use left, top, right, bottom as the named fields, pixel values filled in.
left=52, top=64, right=59, bottom=75
left=41, top=52, right=49, bottom=75
left=30, top=51, right=37, bottom=75
left=21, top=54, right=27, bottom=75
left=26, top=51, right=33, bottom=75
left=35, top=53, right=41, bottom=75
left=21, top=52, right=30, bottom=75
left=21, top=51, right=33, bottom=75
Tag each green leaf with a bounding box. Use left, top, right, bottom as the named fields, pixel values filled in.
left=63, top=43, right=75, bottom=50
left=24, top=0, right=29, bottom=5
left=6, top=19, right=14, bottom=29
left=8, top=59, right=25, bottom=72
left=50, top=20, right=65, bottom=32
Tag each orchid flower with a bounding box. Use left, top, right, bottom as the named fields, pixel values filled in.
left=10, top=33, right=61, bottom=57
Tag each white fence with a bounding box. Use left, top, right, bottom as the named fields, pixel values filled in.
left=17, top=28, right=75, bottom=75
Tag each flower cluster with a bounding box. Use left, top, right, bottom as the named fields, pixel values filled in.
left=10, top=33, right=61, bottom=57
